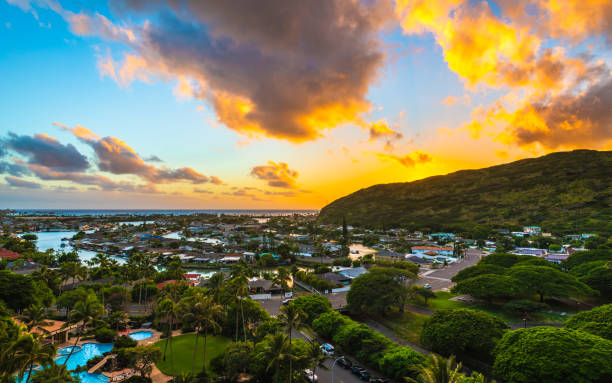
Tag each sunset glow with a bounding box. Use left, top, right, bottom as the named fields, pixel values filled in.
left=1, top=0, right=611, bottom=209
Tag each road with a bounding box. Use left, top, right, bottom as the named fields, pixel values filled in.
left=414, top=249, right=485, bottom=291
left=257, top=296, right=373, bottom=383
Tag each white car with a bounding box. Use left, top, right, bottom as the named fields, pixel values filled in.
left=320, top=343, right=335, bottom=356
left=304, top=369, right=318, bottom=382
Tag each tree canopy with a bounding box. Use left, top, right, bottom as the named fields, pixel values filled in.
left=347, top=268, right=411, bottom=315
left=564, top=304, right=612, bottom=341
left=493, top=327, right=612, bottom=383
left=507, top=265, right=593, bottom=302
left=420, top=308, right=508, bottom=360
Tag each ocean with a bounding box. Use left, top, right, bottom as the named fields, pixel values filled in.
left=10, top=209, right=318, bottom=216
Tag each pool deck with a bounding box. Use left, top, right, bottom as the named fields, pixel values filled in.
left=57, top=328, right=172, bottom=383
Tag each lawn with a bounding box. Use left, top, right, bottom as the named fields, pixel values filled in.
left=426, top=292, right=464, bottom=311
left=376, top=311, right=428, bottom=345
left=154, top=334, right=231, bottom=376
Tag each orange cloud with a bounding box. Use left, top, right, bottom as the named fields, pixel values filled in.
left=374, top=150, right=432, bottom=168
left=250, top=161, right=300, bottom=189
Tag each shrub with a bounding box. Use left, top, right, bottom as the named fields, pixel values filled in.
left=114, top=335, right=137, bottom=350
left=379, top=346, right=425, bottom=380
left=95, top=327, right=116, bottom=343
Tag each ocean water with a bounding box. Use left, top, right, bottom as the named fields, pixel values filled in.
left=12, top=209, right=318, bottom=216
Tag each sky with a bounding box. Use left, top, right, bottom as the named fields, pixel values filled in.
left=1, top=0, right=611, bottom=210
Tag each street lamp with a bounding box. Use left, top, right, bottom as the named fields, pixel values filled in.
left=331, top=356, right=344, bottom=383
left=523, top=318, right=527, bottom=328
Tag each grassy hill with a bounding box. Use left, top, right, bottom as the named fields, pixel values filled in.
left=318, top=150, right=612, bottom=234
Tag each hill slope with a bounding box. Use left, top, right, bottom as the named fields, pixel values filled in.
left=318, top=150, right=612, bottom=234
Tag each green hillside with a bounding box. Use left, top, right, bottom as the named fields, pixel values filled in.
left=318, top=150, right=612, bottom=234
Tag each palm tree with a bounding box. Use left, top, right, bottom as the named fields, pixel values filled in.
left=273, top=267, right=291, bottom=308
left=157, top=297, right=178, bottom=376
left=19, top=304, right=52, bottom=332
left=263, top=333, right=292, bottom=383
left=230, top=276, right=249, bottom=342
left=406, top=354, right=464, bottom=383
left=30, top=363, right=77, bottom=383
left=278, top=303, right=308, bottom=383
left=307, top=340, right=328, bottom=380
left=206, top=272, right=225, bottom=304
left=14, top=333, right=56, bottom=383
left=0, top=323, right=32, bottom=382
left=198, top=296, right=223, bottom=375
left=62, top=293, right=105, bottom=366
left=59, top=261, right=86, bottom=291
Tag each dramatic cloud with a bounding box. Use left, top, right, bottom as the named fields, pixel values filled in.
left=0, top=162, right=29, bottom=177
left=25, top=162, right=160, bottom=193
left=2, top=132, right=89, bottom=171
left=250, top=161, right=299, bottom=189
left=395, top=0, right=612, bottom=149
left=375, top=150, right=432, bottom=168
left=5, top=176, right=42, bottom=189
left=61, top=124, right=221, bottom=184
left=21, top=0, right=394, bottom=141
left=368, top=120, right=404, bottom=150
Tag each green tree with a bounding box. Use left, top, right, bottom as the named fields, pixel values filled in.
left=564, top=304, right=612, bottom=341
left=30, top=363, right=78, bottom=383
left=16, top=333, right=56, bottom=383
left=278, top=303, right=308, bottom=383
left=493, top=327, right=612, bottom=383
left=451, top=274, right=522, bottom=302
left=378, top=346, right=424, bottom=380
left=406, top=354, right=464, bottom=383
left=259, top=332, right=292, bottom=383
left=223, top=341, right=253, bottom=378
left=347, top=268, right=412, bottom=315
left=507, top=265, right=593, bottom=302
left=420, top=309, right=508, bottom=360
left=63, top=293, right=104, bottom=366
left=291, top=294, right=331, bottom=325
left=451, top=264, right=506, bottom=283
left=157, top=297, right=178, bottom=375
left=127, top=344, right=161, bottom=378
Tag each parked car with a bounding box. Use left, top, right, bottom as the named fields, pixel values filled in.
left=320, top=343, right=334, bottom=356
left=369, top=378, right=389, bottom=383
left=336, top=357, right=352, bottom=369
left=359, top=370, right=371, bottom=381
left=304, top=369, right=317, bottom=382
left=281, top=298, right=293, bottom=305
left=424, top=283, right=432, bottom=289
left=351, top=366, right=366, bottom=375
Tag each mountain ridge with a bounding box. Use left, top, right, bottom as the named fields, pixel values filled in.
left=317, top=149, right=612, bottom=234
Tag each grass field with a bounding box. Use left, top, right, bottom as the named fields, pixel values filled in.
left=376, top=311, right=428, bottom=345
left=154, top=334, right=231, bottom=376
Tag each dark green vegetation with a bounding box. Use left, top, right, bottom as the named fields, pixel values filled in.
left=420, top=309, right=508, bottom=362
left=564, top=304, right=612, bottom=341
left=318, top=149, right=612, bottom=234
left=493, top=327, right=612, bottom=383
left=451, top=252, right=598, bottom=303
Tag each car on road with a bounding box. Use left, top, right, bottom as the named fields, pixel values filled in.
left=359, top=370, right=371, bottom=381
left=369, top=378, right=389, bottom=383
left=320, top=343, right=334, bottom=355
left=281, top=298, right=294, bottom=305
left=424, top=283, right=432, bottom=289
left=336, top=356, right=352, bottom=369
left=304, top=369, right=317, bottom=382
left=351, top=366, right=366, bottom=375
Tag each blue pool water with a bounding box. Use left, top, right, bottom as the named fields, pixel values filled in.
left=129, top=331, right=153, bottom=341
left=20, top=343, right=113, bottom=383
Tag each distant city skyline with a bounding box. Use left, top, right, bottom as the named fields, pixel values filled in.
left=1, top=0, right=611, bottom=209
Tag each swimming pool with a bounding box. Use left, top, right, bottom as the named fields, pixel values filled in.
left=129, top=331, right=153, bottom=341
left=19, top=343, right=113, bottom=383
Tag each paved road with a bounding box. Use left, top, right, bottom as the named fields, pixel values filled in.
left=415, top=249, right=485, bottom=291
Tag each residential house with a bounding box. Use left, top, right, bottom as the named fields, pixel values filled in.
left=411, top=246, right=453, bottom=256
left=376, top=250, right=407, bottom=262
